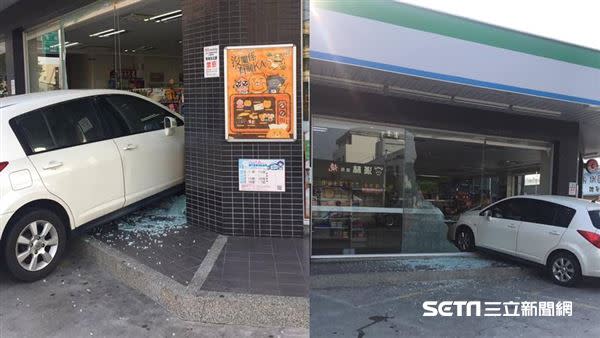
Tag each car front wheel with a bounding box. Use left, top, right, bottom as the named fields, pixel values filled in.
left=455, top=226, right=475, bottom=252
left=3, top=209, right=67, bottom=282
left=548, top=252, right=581, bottom=287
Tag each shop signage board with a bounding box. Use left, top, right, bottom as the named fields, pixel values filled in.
left=583, top=159, right=600, bottom=196
left=239, top=159, right=286, bottom=192
left=314, top=159, right=385, bottom=194
left=312, top=1, right=600, bottom=106
left=224, top=44, right=296, bottom=142
left=41, top=31, right=59, bottom=54
left=203, top=45, right=220, bottom=78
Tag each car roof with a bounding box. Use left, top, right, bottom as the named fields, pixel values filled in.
left=508, top=195, right=599, bottom=210
left=0, top=89, right=142, bottom=119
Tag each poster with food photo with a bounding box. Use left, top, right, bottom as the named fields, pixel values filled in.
left=224, top=44, right=296, bottom=141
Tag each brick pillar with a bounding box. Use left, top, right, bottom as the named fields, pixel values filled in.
left=182, top=0, right=304, bottom=237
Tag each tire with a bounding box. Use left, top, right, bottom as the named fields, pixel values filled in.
left=3, top=209, right=67, bottom=282
left=455, top=226, right=475, bottom=252
left=548, top=252, right=582, bottom=287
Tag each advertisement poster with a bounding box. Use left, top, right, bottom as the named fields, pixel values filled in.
left=203, top=45, right=220, bottom=78
left=225, top=44, right=296, bottom=142
left=239, top=159, right=286, bottom=192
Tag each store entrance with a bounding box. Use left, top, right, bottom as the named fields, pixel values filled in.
left=312, top=117, right=553, bottom=255
left=25, top=0, right=183, bottom=113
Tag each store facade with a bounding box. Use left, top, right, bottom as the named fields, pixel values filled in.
left=310, top=0, right=600, bottom=256
left=1, top=0, right=184, bottom=111
left=0, top=0, right=306, bottom=238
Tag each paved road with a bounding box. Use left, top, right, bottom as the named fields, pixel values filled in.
left=0, top=249, right=307, bottom=338
left=311, top=269, right=600, bottom=338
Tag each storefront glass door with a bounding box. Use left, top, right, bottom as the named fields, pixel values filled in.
left=312, top=121, right=406, bottom=254
left=401, top=130, right=484, bottom=253
left=25, top=25, right=64, bottom=92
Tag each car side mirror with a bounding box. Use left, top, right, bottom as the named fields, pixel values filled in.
left=481, top=210, right=492, bottom=219
left=164, top=116, right=177, bottom=136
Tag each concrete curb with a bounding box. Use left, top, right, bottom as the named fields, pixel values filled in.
left=311, top=265, right=528, bottom=289
left=74, top=238, right=309, bottom=328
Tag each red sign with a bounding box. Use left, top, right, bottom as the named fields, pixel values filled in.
left=586, top=159, right=599, bottom=173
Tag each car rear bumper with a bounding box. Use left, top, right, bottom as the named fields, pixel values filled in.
left=581, top=247, right=600, bottom=278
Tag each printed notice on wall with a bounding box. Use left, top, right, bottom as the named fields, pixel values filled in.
left=568, top=182, right=578, bottom=196
left=203, top=45, right=220, bottom=78
left=224, top=44, right=296, bottom=142
left=239, top=159, right=285, bottom=192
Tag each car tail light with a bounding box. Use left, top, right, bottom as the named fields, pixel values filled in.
left=0, top=161, right=8, bottom=172
left=577, top=230, right=600, bottom=249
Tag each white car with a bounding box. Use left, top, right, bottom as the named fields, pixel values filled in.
left=0, top=90, right=184, bottom=281
left=448, top=195, right=600, bottom=286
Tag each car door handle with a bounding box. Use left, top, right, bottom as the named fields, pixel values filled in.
left=123, top=144, right=138, bottom=151
left=549, top=231, right=561, bottom=236
left=507, top=224, right=517, bottom=229
left=42, top=161, right=63, bottom=170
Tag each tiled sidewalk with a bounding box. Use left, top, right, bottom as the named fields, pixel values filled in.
left=90, top=194, right=308, bottom=297
left=92, top=223, right=217, bottom=285
left=202, top=236, right=309, bottom=297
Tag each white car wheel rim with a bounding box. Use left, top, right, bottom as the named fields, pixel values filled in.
left=552, top=257, right=575, bottom=282
left=458, top=231, right=470, bottom=250
left=15, top=220, right=59, bottom=272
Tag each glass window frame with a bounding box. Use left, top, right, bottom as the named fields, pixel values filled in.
left=99, top=94, right=183, bottom=137
left=313, top=115, right=554, bottom=198
left=9, top=96, right=115, bottom=155
left=589, top=210, right=600, bottom=229
left=312, top=115, right=555, bottom=255
left=483, top=198, right=526, bottom=221
left=22, top=0, right=142, bottom=93
left=23, top=21, right=64, bottom=93
left=518, top=198, right=576, bottom=228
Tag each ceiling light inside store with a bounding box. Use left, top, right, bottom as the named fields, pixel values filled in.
left=99, top=29, right=126, bottom=37
left=312, top=127, right=329, bottom=133
left=510, top=105, right=562, bottom=117
left=49, top=41, right=80, bottom=48
left=145, top=9, right=182, bottom=22
left=157, top=13, right=182, bottom=22
left=89, top=28, right=115, bottom=37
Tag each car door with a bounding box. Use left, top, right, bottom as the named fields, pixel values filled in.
left=11, top=97, right=125, bottom=226
left=478, top=199, right=523, bottom=254
left=100, top=94, right=184, bottom=206
left=516, top=199, right=574, bottom=263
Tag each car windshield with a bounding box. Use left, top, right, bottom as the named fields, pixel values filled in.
left=589, top=210, right=600, bottom=229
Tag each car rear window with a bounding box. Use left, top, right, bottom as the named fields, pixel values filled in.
left=590, top=210, right=600, bottom=229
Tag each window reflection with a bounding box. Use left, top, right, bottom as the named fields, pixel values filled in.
left=312, top=117, right=553, bottom=255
